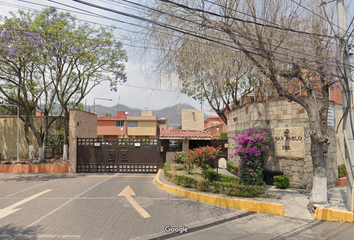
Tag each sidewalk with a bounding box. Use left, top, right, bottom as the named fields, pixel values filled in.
left=155, top=169, right=354, bottom=223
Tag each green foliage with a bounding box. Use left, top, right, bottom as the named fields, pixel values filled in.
left=211, top=182, right=265, bottom=197
left=219, top=132, right=228, bottom=139
left=217, top=175, right=241, bottom=184
left=187, top=146, right=221, bottom=178
left=176, top=125, right=182, bottom=129
left=173, top=151, right=193, bottom=173
left=105, top=113, right=112, bottom=116
left=46, top=129, right=65, bottom=147
left=226, top=160, right=240, bottom=175
left=273, top=175, right=290, bottom=189
left=338, top=164, right=347, bottom=178
left=164, top=171, right=208, bottom=191
left=163, top=162, right=171, bottom=172
left=205, top=167, right=217, bottom=182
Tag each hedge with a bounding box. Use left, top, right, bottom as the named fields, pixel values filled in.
left=210, top=182, right=265, bottom=197
left=227, top=160, right=240, bottom=175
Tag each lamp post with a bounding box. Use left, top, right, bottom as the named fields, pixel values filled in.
left=0, top=104, right=19, bottom=162
left=93, top=98, right=112, bottom=114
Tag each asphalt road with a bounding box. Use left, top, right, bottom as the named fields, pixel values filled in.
left=0, top=173, right=353, bottom=240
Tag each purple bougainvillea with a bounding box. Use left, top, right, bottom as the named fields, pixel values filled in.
left=231, top=128, right=271, bottom=186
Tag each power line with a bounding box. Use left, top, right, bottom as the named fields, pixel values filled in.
left=159, top=0, right=335, bottom=39
left=72, top=0, right=343, bottom=77
left=14, top=0, right=340, bottom=68
left=105, top=0, right=340, bottom=66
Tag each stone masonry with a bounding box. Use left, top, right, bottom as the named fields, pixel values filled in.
left=68, top=109, right=97, bottom=173
left=228, top=98, right=338, bottom=190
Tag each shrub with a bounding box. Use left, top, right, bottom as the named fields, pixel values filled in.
left=164, top=170, right=208, bottom=191
left=273, top=175, right=290, bottom=189
left=226, top=160, right=240, bottom=175
left=173, top=151, right=193, bottom=173
left=163, top=162, right=171, bottom=172
left=338, top=164, right=347, bottom=178
left=205, top=167, right=218, bottom=182
left=218, top=174, right=241, bottom=184
left=219, top=132, right=228, bottom=139
left=212, top=181, right=265, bottom=197
left=187, top=146, right=221, bottom=178
left=231, top=128, right=271, bottom=186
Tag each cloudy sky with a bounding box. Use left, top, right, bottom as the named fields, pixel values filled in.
left=0, top=0, right=213, bottom=113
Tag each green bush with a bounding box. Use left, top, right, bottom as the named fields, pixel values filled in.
left=219, top=132, right=228, bottom=139
left=163, top=162, right=171, bottom=172
left=273, top=175, right=290, bottom=189
left=211, top=181, right=265, bottom=197
left=206, top=167, right=218, bottom=182
left=227, top=160, right=240, bottom=176
left=164, top=170, right=208, bottom=191
left=338, top=164, right=347, bottom=178
left=218, top=174, right=241, bottom=184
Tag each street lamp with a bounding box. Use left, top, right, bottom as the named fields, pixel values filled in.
left=0, top=104, right=19, bottom=162
left=93, top=98, right=112, bottom=114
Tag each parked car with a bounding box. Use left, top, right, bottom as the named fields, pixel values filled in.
left=169, top=140, right=179, bottom=151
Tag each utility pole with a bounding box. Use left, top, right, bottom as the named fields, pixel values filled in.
left=336, top=0, right=354, bottom=212
left=320, top=0, right=354, bottom=212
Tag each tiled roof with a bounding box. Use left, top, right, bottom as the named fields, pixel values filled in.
left=160, top=129, right=213, bottom=139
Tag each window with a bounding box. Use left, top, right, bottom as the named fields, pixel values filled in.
left=116, top=121, right=125, bottom=127
left=158, top=121, right=166, bottom=125
left=128, top=121, right=138, bottom=127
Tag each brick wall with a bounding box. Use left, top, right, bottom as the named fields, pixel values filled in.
left=228, top=98, right=339, bottom=190
left=69, top=109, right=97, bottom=173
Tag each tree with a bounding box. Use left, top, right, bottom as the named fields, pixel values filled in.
left=34, top=8, right=128, bottom=161
left=144, top=0, right=339, bottom=206
left=0, top=8, right=128, bottom=161
left=142, top=7, right=256, bottom=125
left=0, top=13, right=47, bottom=161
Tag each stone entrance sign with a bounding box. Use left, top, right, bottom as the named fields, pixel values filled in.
left=274, top=127, right=305, bottom=159
left=218, top=158, right=227, bottom=169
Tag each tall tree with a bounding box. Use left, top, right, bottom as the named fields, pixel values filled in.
left=0, top=13, right=47, bottom=161
left=144, top=0, right=340, bottom=206
left=32, top=7, right=128, bottom=160
left=142, top=8, right=256, bottom=125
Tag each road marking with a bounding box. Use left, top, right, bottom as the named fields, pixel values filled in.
left=0, top=189, right=52, bottom=220
left=8, top=174, right=119, bottom=240
left=118, top=185, right=151, bottom=218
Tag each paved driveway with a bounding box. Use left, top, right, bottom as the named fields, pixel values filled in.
left=0, top=173, right=244, bottom=240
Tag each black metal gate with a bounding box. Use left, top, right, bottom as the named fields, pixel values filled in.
left=77, top=138, right=162, bottom=173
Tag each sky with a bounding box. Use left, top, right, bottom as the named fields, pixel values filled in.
left=0, top=0, right=213, bottom=113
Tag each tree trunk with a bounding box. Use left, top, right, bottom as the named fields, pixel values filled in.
left=307, top=100, right=328, bottom=205
left=24, top=117, right=35, bottom=159
left=26, top=115, right=44, bottom=162
left=63, top=112, right=69, bottom=161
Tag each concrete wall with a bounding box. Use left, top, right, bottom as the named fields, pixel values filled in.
left=182, top=109, right=204, bottom=131
left=228, top=99, right=339, bottom=190
left=69, top=109, right=97, bottom=173
left=0, top=116, right=63, bottom=160
left=0, top=116, right=40, bottom=160
left=127, top=121, right=157, bottom=137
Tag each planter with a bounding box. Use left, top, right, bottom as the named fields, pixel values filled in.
left=337, top=177, right=347, bottom=187
left=263, top=170, right=283, bottom=185
left=0, top=164, right=69, bottom=173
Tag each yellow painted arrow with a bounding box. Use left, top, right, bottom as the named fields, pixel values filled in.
left=0, top=189, right=52, bottom=220
left=118, top=186, right=151, bottom=218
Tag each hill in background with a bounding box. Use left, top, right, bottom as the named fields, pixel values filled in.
left=93, top=103, right=209, bottom=126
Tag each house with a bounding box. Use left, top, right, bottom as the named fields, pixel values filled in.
left=204, top=116, right=227, bottom=138
left=97, top=110, right=168, bottom=139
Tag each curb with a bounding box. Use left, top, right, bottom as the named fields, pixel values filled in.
left=313, top=207, right=354, bottom=223
left=155, top=170, right=285, bottom=216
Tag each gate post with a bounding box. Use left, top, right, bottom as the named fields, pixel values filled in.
left=69, top=109, right=98, bottom=173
